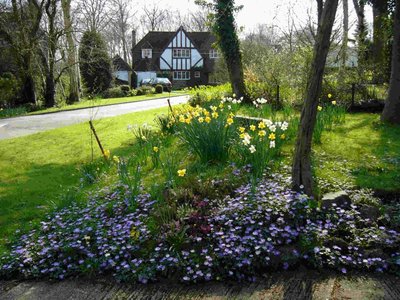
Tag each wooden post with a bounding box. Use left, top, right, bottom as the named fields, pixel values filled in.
left=276, top=84, right=280, bottom=108
left=351, top=83, right=355, bottom=106
left=89, top=120, right=106, bottom=158
left=167, top=98, right=176, bottom=120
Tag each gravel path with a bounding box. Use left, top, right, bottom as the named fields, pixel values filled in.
left=0, top=95, right=189, bottom=141
left=1, top=271, right=400, bottom=299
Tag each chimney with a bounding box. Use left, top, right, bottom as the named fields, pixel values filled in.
left=132, top=30, right=136, bottom=49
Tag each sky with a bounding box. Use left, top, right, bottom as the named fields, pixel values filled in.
left=135, top=0, right=373, bottom=39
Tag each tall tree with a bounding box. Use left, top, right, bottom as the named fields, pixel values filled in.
left=79, top=30, right=112, bottom=94
left=341, top=0, right=349, bottom=68
left=381, top=0, right=400, bottom=124
left=0, top=0, right=45, bottom=105
left=61, top=0, right=80, bottom=103
left=352, top=0, right=368, bottom=65
left=292, top=0, right=339, bottom=196
left=197, top=0, right=248, bottom=101
left=370, top=0, right=389, bottom=82
left=140, top=4, right=169, bottom=32
left=75, top=0, right=112, bottom=32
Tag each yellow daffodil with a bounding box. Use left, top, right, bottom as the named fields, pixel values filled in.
left=193, top=111, right=200, bottom=117
left=258, top=121, right=266, bottom=129
left=219, top=103, right=224, bottom=109
left=317, top=106, right=323, bottom=111
left=130, top=227, right=140, bottom=240
left=250, top=125, right=256, bottom=131
left=203, top=110, right=210, bottom=116
left=212, top=112, right=219, bottom=119
left=227, top=117, right=234, bottom=125
left=177, top=169, right=186, bottom=177
left=185, top=118, right=191, bottom=124
left=104, top=149, right=110, bottom=159
left=239, top=127, right=246, bottom=133
left=205, top=116, right=211, bottom=123
left=153, top=146, right=159, bottom=153
left=210, top=105, right=217, bottom=112
left=239, top=133, right=245, bottom=139
left=269, top=133, right=276, bottom=140
left=198, top=117, right=204, bottom=123
left=258, top=130, right=266, bottom=137
left=280, top=134, right=286, bottom=140
left=113, top=155, right=120, bottom=163
left=331, top=100, right=337, bottom=105
left=179, top=115, right=185, bottom=123
left=328, top=93, right=332, bottom=99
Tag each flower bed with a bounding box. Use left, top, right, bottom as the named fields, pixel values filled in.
left=1, top=171, right=399, bottom=283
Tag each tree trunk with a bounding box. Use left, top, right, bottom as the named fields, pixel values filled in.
left=381, top=0, right=400, bottom=124
left=21, top=73, right=36, bottom=105
left=372, top=0, right=389, bottom=83
left=215, top=0, right=248, bottom=102
left=352, top=0, right=367, bottom=65
left=341, top=0, right=349, bottom=68
left=316, top=0, right=323, bottom=27
left=61, top=0, right=80, bottom=103
left=292, top=0, right=339, bottom=196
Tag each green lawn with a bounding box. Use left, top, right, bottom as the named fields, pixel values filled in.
left=0, top=91, right=186, bottom=119
left=0, top=106, right=171, bottom=253
left=0, top=110, right=399, bottom=254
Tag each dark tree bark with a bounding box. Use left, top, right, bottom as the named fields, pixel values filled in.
left=214, top=0, right=248, bottom=102
left=43, top=0, right=58, bottom=108
left=292, top=0, right=339, bottom=196
left=341, top=0, right=349, bottom=67
left=317, top=0, right=323, bottom=27
left=61, top=0, right=80, bottom=103
left=352, top=0, right=367, bottom=65
left=371, top=0, right=389, bottom=82
left=381, top=0, right=400, bottom=124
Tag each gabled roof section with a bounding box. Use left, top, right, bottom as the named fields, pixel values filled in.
left=113, top=55, right=132, bottom=71
left=132, top=27, right=217, bottom=72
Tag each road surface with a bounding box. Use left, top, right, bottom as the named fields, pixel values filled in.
left=0, top=95, right=189, bottom=140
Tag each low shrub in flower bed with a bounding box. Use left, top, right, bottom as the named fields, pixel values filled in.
left=1, top=169, right=399, bottom=283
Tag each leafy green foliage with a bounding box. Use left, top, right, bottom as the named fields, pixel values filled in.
left=79, top=30, right=112, bottom=94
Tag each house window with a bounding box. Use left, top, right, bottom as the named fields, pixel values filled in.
left=142, top=49, right=152, bottom=58
left=173, top=49, right=190, bottom=58
left=194, top=71, right=201, bottom=78
left=173, top=71, right=190, bottom=80
left=209, top=49, right=219, bottom=59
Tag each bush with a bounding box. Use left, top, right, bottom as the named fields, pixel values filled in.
left=188, top=84, right=231, bottom=107
left=155, top=84, right=163, bottom=94
left=79, top=30, right=112, bottom=94
left=0, top=72, right=18, bottom=107
left=136, top=85, right=155, bottom=96
left=103, top=87, right=126, bottom=99
left=120, top=85, right=131, bottom=94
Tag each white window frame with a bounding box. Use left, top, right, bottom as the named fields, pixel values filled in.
left=194, top=71, right=201, bottom=78
left=209, top=49, right=219, bottom=59
left=142, top=48, right=152, bottom=58
left=173, top=71, right=190, bottom=80
left=173, top=48, right=190, bottom=58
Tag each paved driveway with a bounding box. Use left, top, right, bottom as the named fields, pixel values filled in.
left=0, top=95, right=189, bottom=140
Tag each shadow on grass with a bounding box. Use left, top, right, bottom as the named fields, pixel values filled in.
left=0, top=140, right=140, bottom=253
left=351, top=116, right=400, bottom=192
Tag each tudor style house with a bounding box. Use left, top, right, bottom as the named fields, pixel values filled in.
left=131, top=26, right=218, bottom=88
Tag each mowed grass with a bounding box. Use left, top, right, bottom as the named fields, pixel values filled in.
left=315, top=113, right=400, bottom=191
left=0, top=106, right=170, bottom=253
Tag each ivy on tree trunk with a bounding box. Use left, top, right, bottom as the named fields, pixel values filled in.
left=213, top=0, right=248, bottom=102
left=292, top=0, right=339, bottom=196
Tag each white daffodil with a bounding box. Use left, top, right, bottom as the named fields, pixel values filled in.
left=270, top=140, right=276, bottom=148
left=249, top=145, right=256, bottom=153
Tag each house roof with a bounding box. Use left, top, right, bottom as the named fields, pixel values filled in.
left=113, top=55, right=132, bottom=71
left=132, top=28, right=216, bottom=72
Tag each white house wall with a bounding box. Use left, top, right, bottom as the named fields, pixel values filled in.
left=160, top=28, right=202, bottom=71
left=114, top=71, right=129, bottom=82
